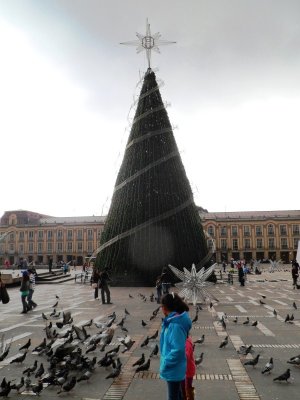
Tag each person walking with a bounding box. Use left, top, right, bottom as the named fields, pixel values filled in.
left=100, top=267, right=111, bottom=304
left=160, top=293, right=192, bottom=400
left=20, top=271, right=30, bottom=314
left=27, top=269, right=37, bottom=310
left=91, top=268, right=100, bottom=300
left=292, top=262, right=299, bottom=289
left=181, top=333, right=196, bottom=400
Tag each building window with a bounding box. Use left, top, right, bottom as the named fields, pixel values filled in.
left=244, top=239, right=251, bottom=250
left=77, top=242, right=83, bottom=251
left=268, top=238, right=275, bottom=249
left=29, top=231, right=34, bottom=240
left=47, top=230, right=53, bottom=240
left=255, top=226, right=262, bottom=236
left=243, top=225, right=250, bottom=237
left=47, top=242, right=52, bottom=253
left=9, top=233, right=14, bottom=241
left=28, top=243, right=34, bottom=253
left=268, top=224, right=275, bottom=236
left=19, top=244, right=24, bottom=253
left=57, top=242, right=63, bottom=252
left=207, top=239, right=214, bottom=250
left=87, top=229, right=93, bottom=240
left=279, top=225, right=287, bottom=236
left=19, top=231, right=25, bottom=241
left=38, top=230, right=43, bottom=240
left=207, top=226, right=214, bottom=237
left=231, top=226, right=238, bottom=237
left=281, top=238, right=288, bottom=250
left=87, top=241, right=93, bottom=252
left=256, top=238, right=263, bottom=249
left=9, top=243, right=14, bottom=252
left=220, top=226, right=227, bottom=237
left=67, top=242, right=73, bottom=251
left=38, top=242, right=43, bottom=253
left=294, top=238, right=299, bottom=249
left=67, top=230, right=73, bottom=240
left=292, top=225, right=300, bottom=236
left=232, top=239, right=238, bottom=251
left=57, top=230, right=63, bottom=240
left=77, top=230, right=83, bottom=240
left=221, top=239, right=227, bottom=250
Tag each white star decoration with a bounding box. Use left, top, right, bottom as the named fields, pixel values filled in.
left=120, top=19, right=176, bottom=68
left=168, top=263, right=218, bottom=306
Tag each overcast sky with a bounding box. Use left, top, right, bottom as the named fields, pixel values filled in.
left=1, top=0, right=300, bottom=218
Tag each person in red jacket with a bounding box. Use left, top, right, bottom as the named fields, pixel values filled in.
left=181, top=334, right=196, bottom=400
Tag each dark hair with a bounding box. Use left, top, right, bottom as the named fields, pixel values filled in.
left=161, top=293, right=189, bottom=313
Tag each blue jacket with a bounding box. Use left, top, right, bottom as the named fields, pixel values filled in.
left=160, top=311, right=192, bottom=381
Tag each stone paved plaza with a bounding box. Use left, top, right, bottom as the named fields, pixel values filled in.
left=1, top=267, right=300, bottom=400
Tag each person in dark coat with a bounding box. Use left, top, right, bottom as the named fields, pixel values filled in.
left=99, top=267, right=111, bottom=304
left=237, top=262, right=245, bottom=286
left=292, top=262, right=299, bottom=289
left=91, top=268, right=100, bottom=299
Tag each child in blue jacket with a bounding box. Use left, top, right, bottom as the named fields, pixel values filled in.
left=160, top=292, right=192, bottom=400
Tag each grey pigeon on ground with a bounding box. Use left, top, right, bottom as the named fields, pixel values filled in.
left=262, top=358, right=274, bottom=374
left=273, top=369, right=290, bottom=382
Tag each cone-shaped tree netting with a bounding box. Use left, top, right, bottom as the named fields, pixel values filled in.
left=96, top=68, right=208, bottom=285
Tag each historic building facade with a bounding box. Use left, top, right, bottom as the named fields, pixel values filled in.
left=1, top=209, right=299, bottom=266
left=0, top=210, right=105, bottom=266
left=200, top=210, right=300, bottom=263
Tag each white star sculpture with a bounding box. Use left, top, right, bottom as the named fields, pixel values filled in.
left=168, top=263, right=218, bottom=306
left=120, top=19, right=176, bottom=68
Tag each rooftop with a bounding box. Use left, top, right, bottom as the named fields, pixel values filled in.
left=200, top=210, right=300, bottom=221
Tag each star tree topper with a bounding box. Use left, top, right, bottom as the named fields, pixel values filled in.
left=168, top=263, right=219, bottom=306
left=120, top=19, right=176, bottom=68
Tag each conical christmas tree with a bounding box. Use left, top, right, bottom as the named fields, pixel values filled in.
left=96, top=68, right=208, bottom=285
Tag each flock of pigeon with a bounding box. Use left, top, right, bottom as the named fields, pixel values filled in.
left=0, top=293, right=160, bottom=397
left=0, top=284, right=299, bottom=397
left=190, top=295, right=300, bottom=385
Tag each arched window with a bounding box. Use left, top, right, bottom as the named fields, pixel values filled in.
left=207, top=225, right=214, bottom=237
left=267, top=224, right=274, bottom=235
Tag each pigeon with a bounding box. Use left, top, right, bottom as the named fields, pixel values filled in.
left=136, top=358, right=150, bottom=373
left=284, top=314, right=290, bottom=323
left=233, top=317, right=238, bottom=324
left=290, top=314, right=294, bottom=321
left=0, top=381, right=11, bottom=398
left=57, top=376, right=77, bottom=394
left=150, top=344, right=159, bottom=358
left=106, top=345, right=120, bottom=358
left=107, top=311, right=116, bottom=319
left=141, top=336, right=150, bottom=347
left=10, top=377, right=24, bottom=392
left=31, top=380, right=43, bottom=396
left=273, top=369, right=290, bottom=382
left=35, top=363, right=45, bottom=379
left=32, top=338, right=46, bottom=353
left=209, top=302, right=213, bottom=309
left=105, top=366, right=121, bottom=379
left=23, top=360, right=38, bottom=375
left=194, top=334, right=205, bottom=345
left=287, top=355, right=300, bottom=365
left=82, top=319, right=93, bottom=328
left=238, top=345, right=253, bottom=355
left=132, top=353, right=145, bottom=367
left=77, top=370, right=93, bottom=383
left=195, top=352, right=204, bottom=366
left=149, top=330, right=158, bottom=340
left=86, top=343, right=97, bottom=354
left=273, top=309, right=277, bottom=317
left=219, top=336, right=228, bottom=349
left=293, top=302, right=297, bottom=310
left=125, top=308, right=130, bottom=316
left=121, top=326, right=128, bottom=333
left=10, top=351, right=28, bottom=364
left=262, top=358, right=274, bottom=374
left=244, top=354, right=260, bottom=368
left=42, top=313, right=48, bottom=321
left=52, top=301, right=58, bottom=308
left=252, top=321, right=258, bottom=327
left=262, top=295, right=266, bottom=299
left=19, top=338, right=31, bottom=351
left=117, top=318, right=125, bottom=327
left=192, top=314, right=198, bottom=323
left=0, top=379, right=6, bottom=390
left=55, top=295, right=60, bottom=299
left=141, top=320, right=147, bottom=327
left=259, top=299, right=265, bottom=305
left=221, top=318, right=226, bottom=330
left=129, top=294, right=133, bottom=298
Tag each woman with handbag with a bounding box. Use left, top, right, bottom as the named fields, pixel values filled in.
left=20, top=271, right=30, bottom=314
